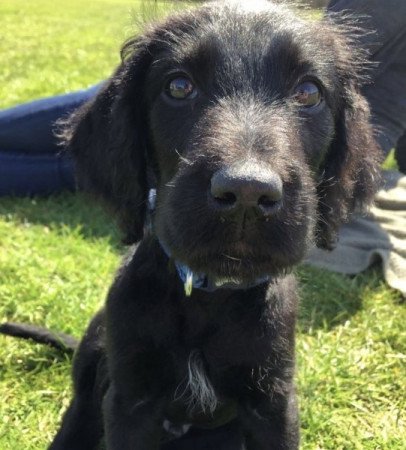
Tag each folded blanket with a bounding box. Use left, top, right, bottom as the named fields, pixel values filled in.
left=306, top=170, right=406, bottom=296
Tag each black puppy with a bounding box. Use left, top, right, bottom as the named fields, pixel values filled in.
left=2, top=1, right=382, bottom=449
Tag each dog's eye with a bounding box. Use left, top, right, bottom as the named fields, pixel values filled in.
left=293, top=81, right=322, bottom=108
left=166, top=77, right=197, bottom=100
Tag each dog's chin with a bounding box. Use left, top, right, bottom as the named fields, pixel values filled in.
left=191, top=255, right=289, bottom=282
left=155, top=207, right=314, bottom=282
left=158, top=237, right=305, bottom=282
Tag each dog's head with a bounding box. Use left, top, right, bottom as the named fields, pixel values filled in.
left=62, top=1, right=381, bottom=281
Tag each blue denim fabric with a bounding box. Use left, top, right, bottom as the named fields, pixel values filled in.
left=0, top=84, right=101, bottom=196
left=0, top=152, right=75, bottom=196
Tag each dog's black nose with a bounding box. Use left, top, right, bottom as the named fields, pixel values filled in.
left=210, top=163, right=283, bottom=216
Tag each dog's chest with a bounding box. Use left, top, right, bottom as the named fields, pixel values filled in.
left=161, top=298, right=275, bottom=429
left=179, top=296, right=273, bottom=368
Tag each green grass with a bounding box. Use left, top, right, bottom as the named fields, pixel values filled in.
left=0, top=1, right=405, bottom=449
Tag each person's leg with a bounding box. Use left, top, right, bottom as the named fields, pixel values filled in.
left=363, top=46, right=406, bottom=160
left=328, top=0, right=406, bottom=165
left=0, top=84, right=102, bottom=196
left=0, top=84, right=101, bottom=154
left=395, top=131, right=406, bottom=174
left=0, top=152, right=76, bottom=196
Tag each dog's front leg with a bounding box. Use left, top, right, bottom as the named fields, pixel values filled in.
left=240, top=387, right=299, bottom=450
left=103, top=383, right=165, bottom=450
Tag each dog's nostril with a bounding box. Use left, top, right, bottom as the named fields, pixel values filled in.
left=258, top=195, right=279, bottom=209
left=213, top=191, right=237, bottom=206
left=210, top=170, right=239, bottom=209
left=210, top=165, right=283, bottom=215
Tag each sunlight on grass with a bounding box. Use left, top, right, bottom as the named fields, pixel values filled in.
left=0, top=0, right=188, bottom=107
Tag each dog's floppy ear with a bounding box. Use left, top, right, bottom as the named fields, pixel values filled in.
left=60, top=42, right=154, bottom=244
left=315, top=23, right=383, bottom=250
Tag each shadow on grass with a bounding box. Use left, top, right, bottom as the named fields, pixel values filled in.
left=1, top=193, right=393, bottom=334
left=0, top=192, right=122, bottom=248
left=0, top=346, right=72, bottom=379
left=297, top=265, right=382, bottom=332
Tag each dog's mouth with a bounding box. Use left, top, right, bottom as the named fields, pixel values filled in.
left=155, top=213, right=313, bottom=285
left=157, top=232, right=301, bottom=285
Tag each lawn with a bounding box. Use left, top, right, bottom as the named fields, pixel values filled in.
left=0, top=1, right=405, bottom=449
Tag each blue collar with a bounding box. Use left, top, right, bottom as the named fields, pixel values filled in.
left=148, top=190, right=271, bottom=296
left=158, top=238, right=271, bottom=296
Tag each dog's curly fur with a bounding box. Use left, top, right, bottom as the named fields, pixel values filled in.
left=48, top=1, right=381, bottom=449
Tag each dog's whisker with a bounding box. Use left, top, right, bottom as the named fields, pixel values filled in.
left=175, top=148, right=193, bottom=166
left=221, top=253, right=242, bottom=262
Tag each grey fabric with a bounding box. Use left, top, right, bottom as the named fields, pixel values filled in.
left=307, top=171, right=406, bottom=297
